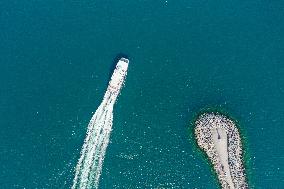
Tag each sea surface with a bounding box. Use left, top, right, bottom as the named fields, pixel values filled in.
left=0, top=0, right=283, bottom=188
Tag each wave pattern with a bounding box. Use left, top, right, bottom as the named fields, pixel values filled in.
left=72, top=92, right=115, bottom=189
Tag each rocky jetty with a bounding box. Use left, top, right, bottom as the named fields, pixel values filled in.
left=194, top=113, right=248, bottom=189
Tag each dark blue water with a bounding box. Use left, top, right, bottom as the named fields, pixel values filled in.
left=0, top=0, right=283, bottom=188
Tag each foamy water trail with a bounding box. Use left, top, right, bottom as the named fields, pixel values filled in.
left=72, top=93, right=115, bottom=189
left=72, top=57, right=129, bottom=189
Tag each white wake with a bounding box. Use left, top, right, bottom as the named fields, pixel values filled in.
left=72, top=92, right=115, bottom=189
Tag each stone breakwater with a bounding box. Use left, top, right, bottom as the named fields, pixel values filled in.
left=194, top=113, right=248, bottom=189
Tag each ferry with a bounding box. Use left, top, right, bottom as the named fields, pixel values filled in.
left=107, top=57, right=129, bottom=95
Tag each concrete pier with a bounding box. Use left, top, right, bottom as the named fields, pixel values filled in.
left=194, top=113, right=248, bottom=189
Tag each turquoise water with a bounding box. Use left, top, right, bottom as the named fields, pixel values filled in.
left=1, top=0, right=283, bottom=188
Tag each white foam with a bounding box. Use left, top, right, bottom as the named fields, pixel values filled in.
left=72, top=94, right=115, bottom=189
left=72, top=58, right=129, bottom=189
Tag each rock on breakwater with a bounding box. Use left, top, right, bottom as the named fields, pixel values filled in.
left=194, top=113, right=248, bottom=189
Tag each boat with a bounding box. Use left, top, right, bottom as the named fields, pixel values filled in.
left=107, top=58, right=129, bottom=94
